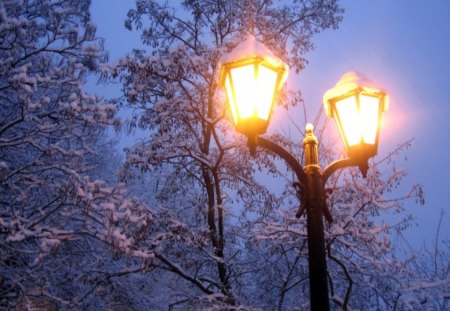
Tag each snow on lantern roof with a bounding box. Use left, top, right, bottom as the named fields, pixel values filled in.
left=218, top=34, right=289, bottom=85
left=323, top=71, right=387, bottom=105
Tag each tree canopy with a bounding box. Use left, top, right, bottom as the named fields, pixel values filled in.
left=1, top=0, right=447, bottom=310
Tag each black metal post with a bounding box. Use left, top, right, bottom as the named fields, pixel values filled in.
left=303, top=127, right=330, bottom=311
left=256, top=130, right=330, bottom=310
left=254, top=126, right=366, bottom=310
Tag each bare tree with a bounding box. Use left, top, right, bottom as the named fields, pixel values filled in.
left=112, top=0, right=345, bottom=309
left=0, top=1, right=156, bottom=309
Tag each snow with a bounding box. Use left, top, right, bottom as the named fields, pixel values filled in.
left=1, top=0, right=442, bottom=308
left=40, top=238, right=61, bottom=251
left=218, top=34, right=289, bottom=85
left=323, top=71, right=389, bottom=115
left=77, top=187, right=85, bottom=197
left=6, top=232, right=26, bottom=242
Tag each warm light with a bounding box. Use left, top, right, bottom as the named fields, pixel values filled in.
left=323, top=72, right=388, bottom=159
left=219, top=35, right=289, bottom=137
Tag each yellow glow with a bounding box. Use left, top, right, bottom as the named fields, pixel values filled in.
left=227, top=64, right=277, bottom=122
left=335, top=96, right=360, bottom=146
left=255, top=65, right=278, bottom=120
left=334, top=94, right=381, bottom=148
left=229, top=64, right=255, bottom=119
left=360, top=94, right=380, bottom=144
left=225, top=74, right=238, bottom=125
left=323, top=72, right=387, bottom=159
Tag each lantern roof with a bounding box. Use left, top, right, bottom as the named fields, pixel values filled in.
left=218, top=35, right=289, bottom=85
left=323, top=71, right=388, bottom=115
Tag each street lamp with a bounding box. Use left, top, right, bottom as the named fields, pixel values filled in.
left=219, top=36, right=388, bottom=310
left=219, top=35, right=289, bottom=141
left=323, top=72, right=389, bottom=175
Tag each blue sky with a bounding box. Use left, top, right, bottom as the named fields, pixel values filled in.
left=90, top=0, right=450, bottom=247
left=293, top=0, right=450, bottom=247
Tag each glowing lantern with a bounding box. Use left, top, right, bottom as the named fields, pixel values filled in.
left=323, top=72, right=388, bottom=160
left=219, top=35, right=289, bottom=137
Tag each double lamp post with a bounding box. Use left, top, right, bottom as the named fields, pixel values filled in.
left=218, top=35, right=388, bottom=310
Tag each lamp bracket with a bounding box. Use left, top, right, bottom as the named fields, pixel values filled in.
left=249, top=136, right=369, bottom=224
left=322, top=157, right=369, bottom=186
left=247, top=135, right=257, bottom=156
left=255, top=136, right=307, bottom=185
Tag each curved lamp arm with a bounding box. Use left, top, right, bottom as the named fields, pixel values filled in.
left=322, top=157, right=369, bottom=186
left=255, top=136, right=307, bottom=186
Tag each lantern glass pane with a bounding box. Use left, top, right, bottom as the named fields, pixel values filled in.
left=255, top=65, right=278, bottom=120
left=335, top=96, right=360, bottom=147
left=230, top=64, right=257, bottom=120
left=225, top=73, right=238, bottom=125
left=360, top=94, right=380, bottom=144
left=229, top=64, right=278, bottom=123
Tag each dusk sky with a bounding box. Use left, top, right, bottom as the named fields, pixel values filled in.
left=292, top=0, right=450, bottom=247
left=90, top=0, right=450, bottom=248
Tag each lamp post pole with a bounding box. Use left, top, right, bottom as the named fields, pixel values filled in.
left=256, top=126, right=332, bottom=310
left=303, top=126, right=330, bottom=311
left=254, top=125, right=368, bottom=310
